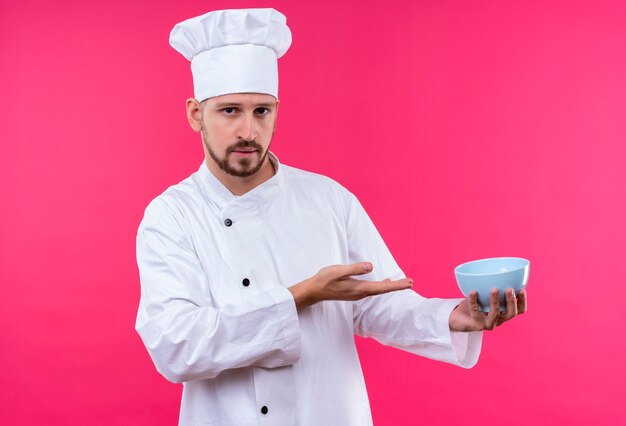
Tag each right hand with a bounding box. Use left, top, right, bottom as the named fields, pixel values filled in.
left=288, top=262, right=413, bottom=311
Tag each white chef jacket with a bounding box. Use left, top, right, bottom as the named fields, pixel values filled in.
left=136, top=153, right=482, bottom=426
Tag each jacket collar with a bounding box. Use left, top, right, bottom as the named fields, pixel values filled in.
left=197, top=151, right=282, bottom=213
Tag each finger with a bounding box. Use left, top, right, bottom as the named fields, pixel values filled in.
left=358, top=278, right=413, bottom=296
left=485, top=289, right=500, bottom=330
left=517, top=289, right=527, bottom=314
left=498, top=288, right=518, bottom=325
left=468, top=291, right=483, bottom=319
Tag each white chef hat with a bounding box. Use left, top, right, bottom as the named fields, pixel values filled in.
left=169, top=8, right=292, bottom=102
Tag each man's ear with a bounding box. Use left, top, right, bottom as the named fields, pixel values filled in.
left=273, top=99, right=280, bottom=134
left=186, top=98, right=202, bottom=132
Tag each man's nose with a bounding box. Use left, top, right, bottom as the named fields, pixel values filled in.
left=237, top=113, right=258, bottom=141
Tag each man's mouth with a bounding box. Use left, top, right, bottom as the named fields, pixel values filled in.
left=228, top=140, right=262, bottom=154
left=232, top=148, right=258, bottom=154
left=231, top=148, right=260, bottom=158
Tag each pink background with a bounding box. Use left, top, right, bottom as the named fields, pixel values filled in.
left=2, top=0, right=625, bottom=424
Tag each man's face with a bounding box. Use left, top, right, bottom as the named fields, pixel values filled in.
left=199, top=93, right=278, bottom=178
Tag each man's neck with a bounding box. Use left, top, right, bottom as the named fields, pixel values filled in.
left=205, top=155, right=276, bottom=196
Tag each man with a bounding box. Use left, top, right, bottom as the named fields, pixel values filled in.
left=136, top=8, right=527, bottom=425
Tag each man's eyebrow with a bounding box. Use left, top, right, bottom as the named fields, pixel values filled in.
left=214, top=102, right=242, bottom=108
left=213, top=102, right=276, bottom=108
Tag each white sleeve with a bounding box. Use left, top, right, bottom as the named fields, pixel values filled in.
left=345, top=193, right=482, bottom=368
left=135, top=199, right=301, bottom=383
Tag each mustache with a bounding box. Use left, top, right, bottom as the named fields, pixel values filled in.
left=226, top=140, right=263, bottom=154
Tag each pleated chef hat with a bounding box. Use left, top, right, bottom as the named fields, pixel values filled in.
left=169, top=8, right=292, bottom=102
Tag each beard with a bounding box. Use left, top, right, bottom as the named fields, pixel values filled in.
left=202, top=129, right=270, bottom=178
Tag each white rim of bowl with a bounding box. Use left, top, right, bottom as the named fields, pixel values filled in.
left=454, top=257, right=530, bottom=276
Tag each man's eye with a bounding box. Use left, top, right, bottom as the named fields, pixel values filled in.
left=255, top=107, right=269, bottom=115
left=223, top=107, right=237, bottom=114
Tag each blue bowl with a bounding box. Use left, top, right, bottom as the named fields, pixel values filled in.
left=454, top=257, right=530, bottom=312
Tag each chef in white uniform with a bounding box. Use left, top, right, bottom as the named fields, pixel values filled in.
left=136, top=8, right=527, bottom=426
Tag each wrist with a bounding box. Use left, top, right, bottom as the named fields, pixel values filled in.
left=448, top=305, right=464, bottom=332
left=288, top=277, right=318, bottom=311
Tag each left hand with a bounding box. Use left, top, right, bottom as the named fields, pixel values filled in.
left=448, top=288, right=527, bottom=332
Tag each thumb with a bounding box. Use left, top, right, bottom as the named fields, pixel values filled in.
left=340, top=262, right=374, bottom=278
left=324, top=262, right=373, bottom=279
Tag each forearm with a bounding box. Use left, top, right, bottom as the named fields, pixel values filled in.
left=353, top=291, right=482, bottom=368
left=136, top=286, right=301, bottom=383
